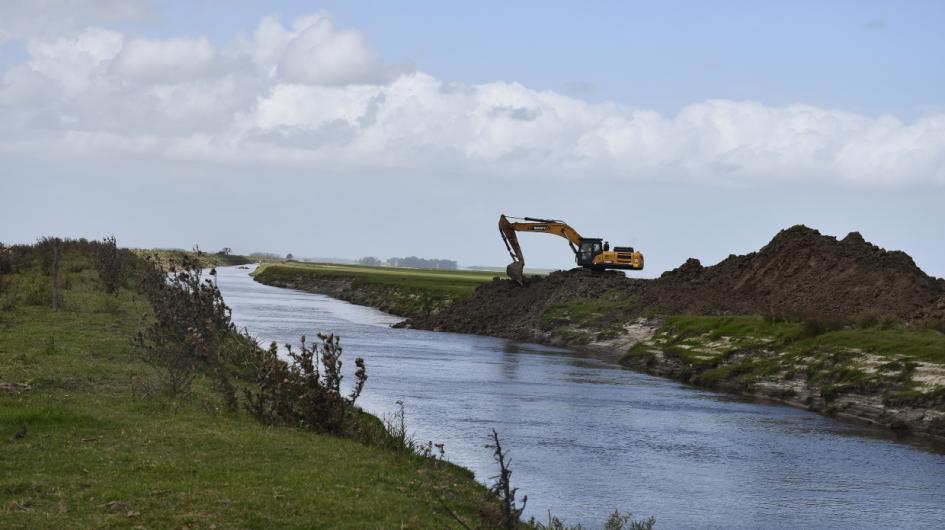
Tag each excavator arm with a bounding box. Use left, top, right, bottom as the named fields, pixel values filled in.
left=499, top=214, right=584, bottom=284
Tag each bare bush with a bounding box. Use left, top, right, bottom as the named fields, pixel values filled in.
left=36, top=237, right=62, bottom=310
left=878, top=313, right=902, bottom=330
left=95, top=235, right=122, bottom=294
left=800, top=313, right=847, bottom=337
left=919, top=318, right=945, bottom=334
left=530, top=510, right=656, bottom=530
left=854, top=310, right=882, bottom=329
left=487, top=429, right=527, bottom=529
left=243, top=333, right=368, bottom=435
left=0, top=243, right=11, bottom=299
left=136, top=253, right=236, bottom=407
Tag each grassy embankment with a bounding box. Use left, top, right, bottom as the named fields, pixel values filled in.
left=131, top=248, right=255, bottom=269
left=538, top=298, right=944, bottom=392
left=0, top=245, right=496, bottom=528
left=535, top=296, right=945, bottom=427
left=619, top=314, right=945, bottom=408
left=253, top=262, right=500, bottom=318
left=537, top=297, right=945, bottom=434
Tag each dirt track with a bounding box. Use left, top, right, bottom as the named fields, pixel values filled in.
left=407, top=225, right=945, bottom=336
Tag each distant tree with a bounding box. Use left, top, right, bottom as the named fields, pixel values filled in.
left=285, top=253, right=294, bottom=260
left=219, top=247, right=232, bottom=256
left=358, top=256, right=382, bottom=266
left=386, top=256, right=457, bottom=270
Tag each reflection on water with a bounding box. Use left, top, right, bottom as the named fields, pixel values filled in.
left=217, top=266, right=945, bottom=529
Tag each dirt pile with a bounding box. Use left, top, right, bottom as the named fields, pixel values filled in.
left=403, top=268, right=643, bottom=339
left=645, top=225, right=945, bottom=319
left=407, top=225, right=945, bottom=337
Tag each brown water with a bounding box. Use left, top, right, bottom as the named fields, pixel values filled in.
left=217, top=266, right=945, bottom=529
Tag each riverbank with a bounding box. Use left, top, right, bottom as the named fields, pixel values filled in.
left=401, top=226, right=945, bottom=442
left=620, top=316, right=945, bottom=440
left=0, top=242, right=497, bottom=528
left=131, top=247, right=256, bottom=268
left=255, top=260, right=945, bottom=441
left=410, top=305, right=945, bottom=441
left=253, top=261, right=497, bottom=318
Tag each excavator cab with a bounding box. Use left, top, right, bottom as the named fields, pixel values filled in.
left=576, top=239, right=603, bottom=267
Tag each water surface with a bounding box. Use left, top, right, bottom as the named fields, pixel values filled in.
left=217, top=266, right=945, bottom=529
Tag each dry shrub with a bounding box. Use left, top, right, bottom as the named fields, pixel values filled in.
left=136, top=253, right=237, bottom=408
left=243, top=333, right=367, bottom=435
left=855, top=310, right=902, bottom=330
left=800, top=313, right=847, bottom=337
left=0, top=243, right=11, bottom=299
left=94, top=235, right=122, bottom=294
left=920, top=318, right=945, bottom=335
left=854, top=310, right=882, bottom=329
left=486, top=429, right=526, bottom=530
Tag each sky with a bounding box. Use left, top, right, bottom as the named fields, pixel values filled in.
left=1, top=0, right=944, bottom=277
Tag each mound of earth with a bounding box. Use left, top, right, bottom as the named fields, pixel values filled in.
left=403, top=268, right=643, bottom=339
left=645, top=225, right=945, bottom=319
left=407, top=225, right=945, bottom=337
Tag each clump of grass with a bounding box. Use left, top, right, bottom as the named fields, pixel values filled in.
left=918, top=318, right=945, bottom=335
left=800, top=313, right=847, bottom=338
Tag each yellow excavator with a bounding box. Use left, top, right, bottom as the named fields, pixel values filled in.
left=499, top=214, right=644, bottom=285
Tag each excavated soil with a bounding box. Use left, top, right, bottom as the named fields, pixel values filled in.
left=409, top=225, right=945, bottom=336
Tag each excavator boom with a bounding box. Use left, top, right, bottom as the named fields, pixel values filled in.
left=499, top=214, right=643, bottom=285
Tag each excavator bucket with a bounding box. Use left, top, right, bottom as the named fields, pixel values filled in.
left=506, top=261, right=525, bottom=285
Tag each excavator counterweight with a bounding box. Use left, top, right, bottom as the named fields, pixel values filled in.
left=498, top=214, right=643, bottom=285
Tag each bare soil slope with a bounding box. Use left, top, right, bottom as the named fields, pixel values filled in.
left=408, top=225, right=945, bottom=335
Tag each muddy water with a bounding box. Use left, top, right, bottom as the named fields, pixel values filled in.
left=216, top=266, right=945, bottom=529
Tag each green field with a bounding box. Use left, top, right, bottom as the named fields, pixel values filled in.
left=252, top=262, right=503, bottom=318
left=256, top=262, right=499, bottom=297
left=0, top=245, right=497, bottom=528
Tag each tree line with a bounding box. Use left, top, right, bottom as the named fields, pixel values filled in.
left=358, top=256, right=457, bottom=270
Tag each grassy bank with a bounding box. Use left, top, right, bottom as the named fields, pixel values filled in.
left=618, top=314, right=945, bottom=437
left=253, top=262, right=498, bottom=318
left=131, top=248, right=255, bottom=269
left=0, top=244, right=497, bottom=528
left=621, top=315, right=945, bottom=387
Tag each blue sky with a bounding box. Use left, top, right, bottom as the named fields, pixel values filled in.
left=128, top=0, right=945, bottom=117
left=1, top=1, right=944, bottom=276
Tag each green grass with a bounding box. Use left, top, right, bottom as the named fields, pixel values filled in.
left=666, top=315, right=805, bottom=343
left=622, top=315, right=945, bottom=405
left=542, top=299, right=625, bottom=327
left=665, top=315, right=945, bottom=364
left=540, top=298, right=639, bottom=343
left=793, top=328, right=945, bottom=364
left=255, top=262, right=497, bottom=298
left=0, top=247, right=494, bottom=528
left=252, top=262, right=501, bottom=318
left=131, top=248, right=254, bottom=269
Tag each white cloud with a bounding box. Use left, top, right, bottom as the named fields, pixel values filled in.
left=111, top=36, right=216, bottom=82
left=26, top=27, right=123, bottom=95
left=249, top=13, right=389, bottom=85
left=1, top=12, right=944, bottom=188
left=0, top=0, right=149, bottom=42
